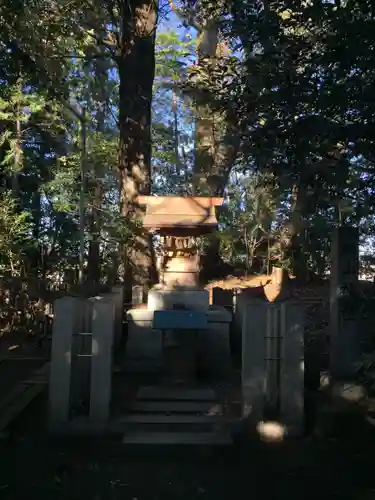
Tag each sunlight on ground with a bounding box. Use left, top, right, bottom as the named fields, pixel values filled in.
left=257, top=421, right=287, bottom=442
left=8, top=344, right=20, bottom=351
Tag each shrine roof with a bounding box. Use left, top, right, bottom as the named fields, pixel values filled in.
left=137, top=196, right=223, bottom=230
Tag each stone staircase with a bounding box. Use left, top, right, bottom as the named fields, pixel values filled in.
left=122, top=386, right=233, bottom=445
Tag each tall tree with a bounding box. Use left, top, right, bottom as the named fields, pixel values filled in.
left=116, top=0, right=159, bottom=297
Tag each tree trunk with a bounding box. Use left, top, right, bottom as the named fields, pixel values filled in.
left=30, top=188, right=42, bottom=277
left=192, top=21, right=239, bottom=280
left=199, top=206, right=234, bottom=283
left=86, top=181, right=102, bottom=284
left=282, top=182, right=308, bottom=282
left=172, top=89, right=184, bottom=193
left=194, top=22, right=224, bottom=195
left=118, top=0, right=158, bottom=301
left=87, top=58, right=108, bottom=286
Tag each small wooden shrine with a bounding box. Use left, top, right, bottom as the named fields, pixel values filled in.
left=137, top=196, right=223, bottom=288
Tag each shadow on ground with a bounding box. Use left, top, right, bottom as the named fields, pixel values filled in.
left=1, top=394, right=375, bottom=500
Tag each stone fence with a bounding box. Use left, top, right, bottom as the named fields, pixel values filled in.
left=241, top=300, right=305, bottom=437
left=48, top=286, right=123, bottom=432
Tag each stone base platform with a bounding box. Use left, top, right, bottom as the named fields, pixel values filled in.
left=125, top=306, right=232, bottom=378
left=147, top=288, right=209, bottom=311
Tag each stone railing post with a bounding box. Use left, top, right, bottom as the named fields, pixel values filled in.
left=280, top=302, right=305, bottom=436
left=49, top=296, right=83, bottom=429
left=89, top=298, right=115, bottom=424
left=242, top=301, right=267, bottom=425
left=241, top=299, right=305, bottom=437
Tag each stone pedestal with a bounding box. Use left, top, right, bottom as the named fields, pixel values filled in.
left=163, top=330, right=198, bottom=385
left=125, top=306, right=232, bottom=377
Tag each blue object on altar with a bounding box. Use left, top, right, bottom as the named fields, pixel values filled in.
left=153, top=310, right=207, bottom=330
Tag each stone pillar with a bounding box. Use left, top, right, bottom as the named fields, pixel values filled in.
left=330, top=226, right=359, bottom=381
left=49, top=297, right=82, bottom=429
left=89, top=298, right=115, bottom=424
left=163, top=330, right=198, bottom=385
left=242, top=301, right=267, bottom=425
left=279, top=302, right=305, bottom=436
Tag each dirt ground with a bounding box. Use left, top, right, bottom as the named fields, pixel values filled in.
left=0, top=391, right=375, bottom=500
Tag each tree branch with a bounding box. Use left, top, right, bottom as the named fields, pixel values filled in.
left=167, top=0, right=202, bottom=32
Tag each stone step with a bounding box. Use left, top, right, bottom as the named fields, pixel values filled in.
left=0, top=384, right=30, bottom=413
left=0, top=361, right=49, bottom=415
left=0, top=383, right=45, bottom=432
left=23, top=379, right=48, bottom=385
left=136, top=386, right=216, bottom=402
left=122, top=431, right=232, bottom=445
left=48, top=414, right=233, bottom=436
left=122, top=414, right=229, bottom=424
left=0, top=356, right=46, bottom=362
left=131, top=401, right=221, bottom=414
